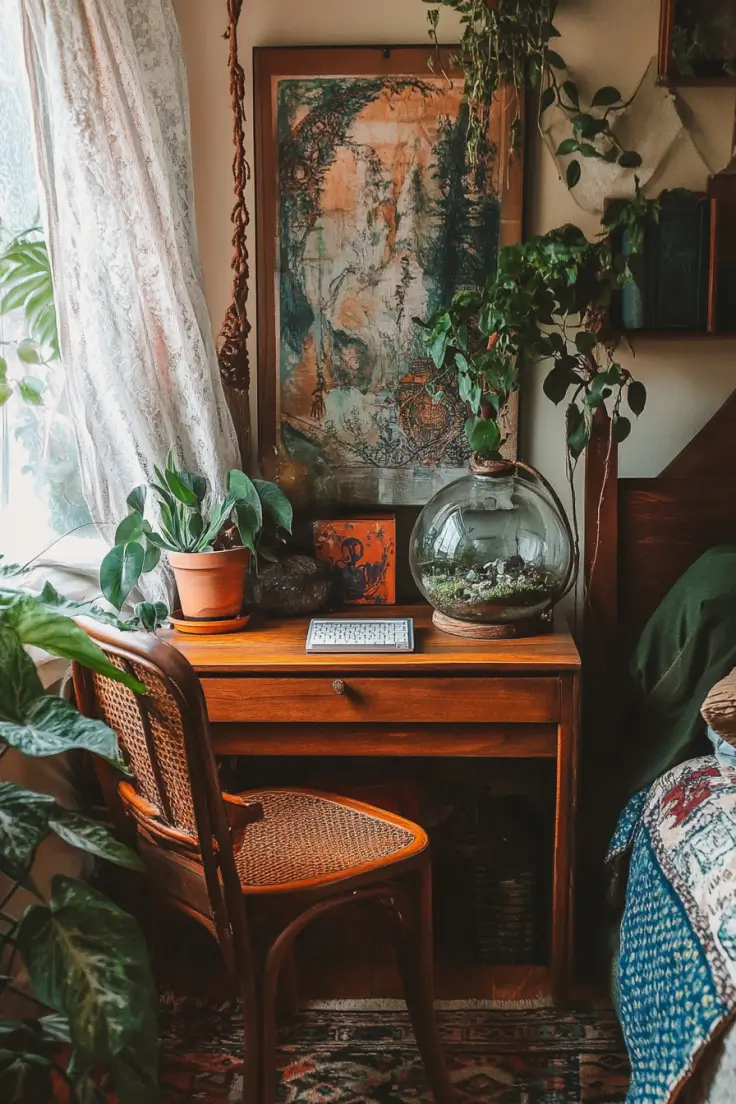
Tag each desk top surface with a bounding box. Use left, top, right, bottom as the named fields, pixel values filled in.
left=163, top=604, right=580, bottom=675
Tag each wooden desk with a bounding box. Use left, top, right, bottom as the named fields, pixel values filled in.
left=164, top=604, right=580, bottom=1003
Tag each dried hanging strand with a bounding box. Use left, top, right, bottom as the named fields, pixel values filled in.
left=217, top=0, right=251, bottom=394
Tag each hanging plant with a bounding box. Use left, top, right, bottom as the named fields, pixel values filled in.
left=426, top=0, right=643, bottom=185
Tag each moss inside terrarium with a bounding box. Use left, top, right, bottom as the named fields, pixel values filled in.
left=419, top=555, right=556, bottom=621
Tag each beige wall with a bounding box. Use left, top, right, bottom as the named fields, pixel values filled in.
left=174, top=0, right=736, bottom=506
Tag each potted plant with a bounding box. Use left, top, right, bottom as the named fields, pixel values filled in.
left=410, top=191, right=656, bottom=636
left=100, top=453, right=293, bottom=622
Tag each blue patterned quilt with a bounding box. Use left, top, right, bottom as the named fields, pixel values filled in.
left=608, top=756, right=736, bottom=1103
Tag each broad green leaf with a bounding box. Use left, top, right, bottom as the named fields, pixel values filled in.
left=100, top=542, right=145, bottom=613
left=0, top=622, right=45, bottom=721
left=18, top=376, right=44, bottom=405
left=174, top=470, right=207, bottom=503
left=591, top=85, right=622, bottom=107
left=546, top=49, right=566, bottom=69
left=234, top=503, right=258, bottom=555
left=114, top=512, right=144, bottom=546
left=0, top=782, right=55, bottom=883
left=226, top=470, right=263, bottom=529
left=0, top=381, right=12, bottom=407
left=628, top=379, right=647, bottom=416
left=566, top=402, right=590, bottom=459
left=126, top=485, right=147, bottom=514
left=556, top=138, right=579, bottom=156
left=543, top=365, right=571, bottom=405
left=0, top=1045, right=53, bottom=1102
left=618, top=150, right=642, bottom=169
left=0, top=695, right=122, bottom=763
left=566, top=160, right=582, bottom=189
left=561, top=80, right=579, bottom=109
left=253, top=478, right=293, bottom=533
left=3, top=596, right=144, bottom=692
left=17, top=875, right=158, bottom=1104
left=47, top=809, right=144, bottom=871
left=464, top=416, right=501, bottom=459
left=540, top=86, right=556, bottom=113
left=0, top=355, right=7, bottom=380
left=140, top=538, right=161, bottom=574
left=164, top=468, right=197, bottom=507
left=34, top=582, right=121, bottom=628
left=613, top=413, right=632, bottom=443
left=575, top=330, right=598, bottom=355
left=132, top=601, right=165, bottom=632
left=16, top=340, right=42, bottom=365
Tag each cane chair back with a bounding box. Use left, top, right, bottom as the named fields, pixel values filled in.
left=71, top=620, right=250, bottom=970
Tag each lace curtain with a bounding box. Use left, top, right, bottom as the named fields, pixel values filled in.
left=19, top=0, right=240, bottom=559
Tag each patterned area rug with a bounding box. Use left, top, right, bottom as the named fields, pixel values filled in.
left=158, top=1004, right=630, bottom=1102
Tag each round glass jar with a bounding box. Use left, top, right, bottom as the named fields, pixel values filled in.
left=409, top=459, right=574, bottom=637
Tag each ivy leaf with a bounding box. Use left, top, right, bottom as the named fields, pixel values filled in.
left=566, top=160, right=582, bottom=189
left=16, top=339, right=42, bottom=365
left=618, top=150, right=642, bottom=168
left=546, top=50, right=566, bottom=70
left=561, top=80, right=580, bottom=109
left=0, top=380, right=13, bottom=407
left=17, top=875, right=158, bottom=1103
left=100, top=542, right=145, bottom=612
left=556, top=138, right=580, bottom=156
left=464, top=416, right=501, bottom=459
left=613, top=414, right=632, bottom=443
left=566, top=403, right=590, bottom=460
left=591, top=85, right=623, bottom=107
left=627, top=380, right=647, bottom=416
left=540, top=86, right=556, bottom=113
left=543, top=366, right=571, bottom=405
left=575, top=330, right=598, bottom=355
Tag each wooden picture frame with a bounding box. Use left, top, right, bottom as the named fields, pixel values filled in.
left=658, top=0, right=736, bottom=86
left=254, top=45, right=524, bottom=507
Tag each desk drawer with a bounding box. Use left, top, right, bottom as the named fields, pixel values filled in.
left=201, top=676, right=559, bottom=725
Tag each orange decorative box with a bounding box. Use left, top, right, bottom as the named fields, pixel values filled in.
left=313, top=518, right=396, bottom=605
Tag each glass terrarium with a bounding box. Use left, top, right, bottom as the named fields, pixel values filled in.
left=410, top=459, right=575, bottom=638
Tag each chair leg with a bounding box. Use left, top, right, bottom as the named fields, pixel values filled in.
left=257, top=936, right=288, bottom=1104
left=394, top=863, right=456, bottom=1104
left=241, top=974, right=261, bottom=1104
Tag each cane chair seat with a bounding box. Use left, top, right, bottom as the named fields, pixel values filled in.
left=229, top=789, right=425, bottom=892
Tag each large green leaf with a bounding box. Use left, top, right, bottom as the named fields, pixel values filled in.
left=3, top=596, right=144, bottom=693
left=0, top=1044, right=53, bottom=1103
left=0, top=782, right=55, bottom=884
left=0, top=695, right=122, bottom=763
left=114, top=513, right=144, bottom=546
left=226, top=470, right=262, bottom=529
left=234, top=504, right=258, bottom=556
left=0, top=623, right=44, bottom=722
left=34, top=582, right=121, bottom=628
left=17, top=875, right=158, bottom=1104
left=99, top=542, right=145, bottom=614
left=47, top=808, right=143, bottom=871
left=253, top=479, right=293, bottom=534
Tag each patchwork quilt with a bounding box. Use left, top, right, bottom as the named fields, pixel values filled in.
left=608, top=756, right=736, bottom=1104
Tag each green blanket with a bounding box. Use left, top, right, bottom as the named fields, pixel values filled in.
left=623, top=545, right=736, bottom=796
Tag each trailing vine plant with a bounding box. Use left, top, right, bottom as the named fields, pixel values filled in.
left=425, top=0, right=642, bottom=185
left=415, top=186, right=660, bottom=564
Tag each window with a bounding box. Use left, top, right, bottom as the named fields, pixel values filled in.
left=0, top=1, right=91, bottom=566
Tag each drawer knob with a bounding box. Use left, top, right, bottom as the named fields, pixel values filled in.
left=332, top=679, right=347, bottom=696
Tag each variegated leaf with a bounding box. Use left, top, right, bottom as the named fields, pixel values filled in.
left=48, top=809, right=143, bottom=871
left=0, top=782, right=54, bottom=884
left=17, top=876, right=158, bottom=1104
left=0, top=695, right=122, bottom=763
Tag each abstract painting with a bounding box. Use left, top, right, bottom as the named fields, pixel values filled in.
left=255, top=47, right=523, bottom=505
left=313, top=518, right=396, bottom=604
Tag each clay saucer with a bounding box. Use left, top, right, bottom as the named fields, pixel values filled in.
left=169, top=610, right=250, bottom=635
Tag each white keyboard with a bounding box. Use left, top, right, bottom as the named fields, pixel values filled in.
left=306, top=617, right=415, bottom=653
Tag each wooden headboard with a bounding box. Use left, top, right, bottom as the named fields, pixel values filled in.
left=584, top=390, right=736, bottom=724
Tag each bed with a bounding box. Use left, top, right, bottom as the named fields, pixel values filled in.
left=583, top=396, right=736, bottom=1103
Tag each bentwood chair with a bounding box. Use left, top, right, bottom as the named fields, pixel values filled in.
left=71, top=620, right=455, bottom=1104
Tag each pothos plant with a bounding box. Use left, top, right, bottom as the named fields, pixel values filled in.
left=425, top=0, right=642, bottom=185
left=0, top=559, right=158, bottom=1103
left=416, top=185, right=659, bottom=471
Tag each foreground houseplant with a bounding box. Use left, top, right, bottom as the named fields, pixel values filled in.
left=0, top=563, right=157, bottom=1102
left=101, top=453, right=293, bottom=621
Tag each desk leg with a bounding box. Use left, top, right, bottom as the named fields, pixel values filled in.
left=551, top=672, right=580, bottom=1005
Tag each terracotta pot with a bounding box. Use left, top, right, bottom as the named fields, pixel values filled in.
left=168, top=547, right=250, bottom=620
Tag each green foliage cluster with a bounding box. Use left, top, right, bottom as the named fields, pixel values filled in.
left=425, top=0, right=642, bottom=184
left=416, top=187, right=659, bottom=462
left=100, top=452, right=293, bottom=622
left=671, top=3, right=736, bottom=78
left=0, top=562, right=157, bottom=1103
left=0, top=228, right=57, bottom=410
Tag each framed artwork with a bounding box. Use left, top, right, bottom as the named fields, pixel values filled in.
left=254, top=46, right=523, bottom=506
left=313, top=517, right=396, bottom=604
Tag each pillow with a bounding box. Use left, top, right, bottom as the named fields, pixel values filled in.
left=702, top=667, right=736, bottom=746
